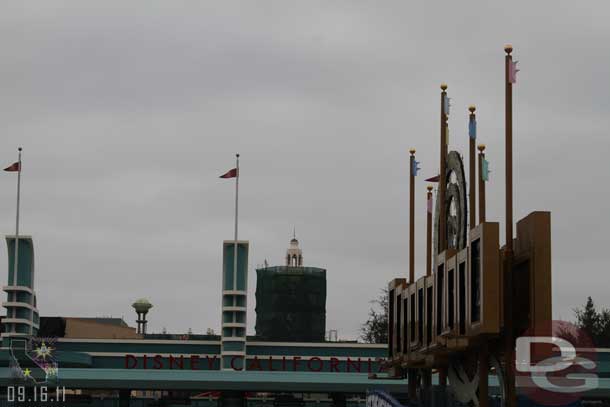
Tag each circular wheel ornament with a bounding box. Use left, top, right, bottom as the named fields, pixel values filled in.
left=433, top=150, right=468, bottom=269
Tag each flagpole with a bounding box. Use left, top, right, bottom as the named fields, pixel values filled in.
left=504, top=44, right=516, bottom=407
left=426, top=185, right=433, bottom=277
left=12, top=147, right=22, bottom=290
left=478, top=144, right=486, bottom=224
left=409, top=149, right=415, bottom=285
left=233, top=153, right=240, bottom=289
left=439, top=83, right=448, bottom=253
left=468, top=106, right=476, bottom=231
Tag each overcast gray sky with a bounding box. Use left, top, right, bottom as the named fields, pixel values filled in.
left=1, top=1, right=609, bottom=339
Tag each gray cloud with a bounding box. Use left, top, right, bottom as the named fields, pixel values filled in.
left=0, top=0, right=609, bottom=338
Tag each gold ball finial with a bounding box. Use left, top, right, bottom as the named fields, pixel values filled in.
left=468, top=105, right=476, bottom=113
left=440, top=83, right=448, bottom=91
left=477, top=144, right=486, bottom=152
left=409, top=149, right=416, bottom=155
left=427, top=185, right=433, bottom=192
left=504, top=44, right=513, bottom=54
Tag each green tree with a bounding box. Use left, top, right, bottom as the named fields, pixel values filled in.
left=573, top=296, right=610, bottom=347
left=598, top=309, right=610, bottom=347
left=360, top=289, right=388, bottom=344
left=575, top=297, right=599, bottom=337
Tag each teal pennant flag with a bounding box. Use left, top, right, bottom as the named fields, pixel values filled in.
left=482, top=158, right=490, bottom=181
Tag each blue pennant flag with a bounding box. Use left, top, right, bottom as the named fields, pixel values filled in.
left=412, top=159, right=421, bottom=176
left=469, top=119, right=477, bottom=139
left=482, top=158, right=490, bottom=181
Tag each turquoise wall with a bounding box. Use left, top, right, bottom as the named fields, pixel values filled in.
left=6, top=237, right=34, bottom=287
left=223, top=242, right=248, bottom=291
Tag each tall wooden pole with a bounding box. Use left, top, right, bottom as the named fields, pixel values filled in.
left=476, top=139, right=488, bottom=407
left=408, top=152, right=419, bottom=402
left=468, top=106, right=476, bottom=231
left=409, top=149, right=416, bottom=284
left=426, top=185, right=433, bottom=277
left=439, top=84, right=448, bottom=252
left=478, top=144, right=486, bottom=224
left=504, top=44, right=516, bottom=407
left=505, top=47, right=514, bottom=256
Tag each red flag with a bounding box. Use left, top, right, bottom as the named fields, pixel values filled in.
left=4, top=162, right=20, bottom=172
left=219, top=168, right=238, bottom=179
left=425, top=174, right=439, bottom=182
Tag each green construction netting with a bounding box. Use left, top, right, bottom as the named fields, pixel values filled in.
left=255, top=267, right=326, bottom=342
